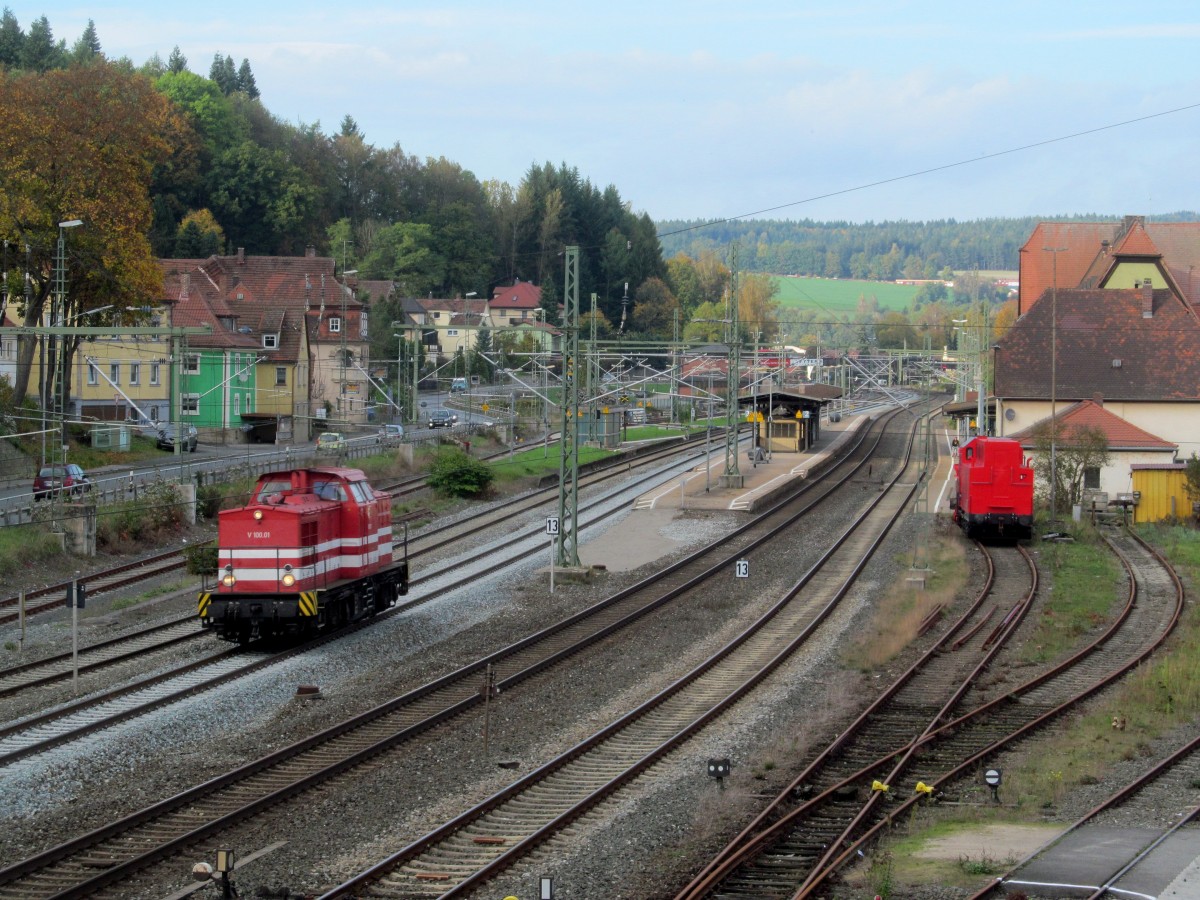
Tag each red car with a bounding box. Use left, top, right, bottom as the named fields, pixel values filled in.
left=33, top=464, right=92, bottom=501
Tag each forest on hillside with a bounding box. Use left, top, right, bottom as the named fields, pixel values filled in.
left=656, top=213, right=1200, bottom=281
left=3, top=10, right=1197, bottom=385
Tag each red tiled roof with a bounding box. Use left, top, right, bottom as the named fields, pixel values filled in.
left=489, top=280, right=541, bottom=309
left=1112, top=219, right=1161, bottom=257
left=1008, top=399, right=1174, bottom=450
left=995, top=287, right=1200, bottom=402
left=161, top=253, right=348, bottom=362
left=1019, top=216, right=1200, bottom=314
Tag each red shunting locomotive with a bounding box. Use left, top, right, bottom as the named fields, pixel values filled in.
left=198, top=467, right=408, bottom=642
left=951, top=436, right=1034, bottom=541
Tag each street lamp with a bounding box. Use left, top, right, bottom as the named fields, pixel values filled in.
left=1043, top=246, right=1066, bottom=522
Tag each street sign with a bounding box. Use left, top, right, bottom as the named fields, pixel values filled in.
left=735, top=559, right=749, bottom=579
left=984, top=768, right=1001, bottom=786
left=546, top=516, right=560, bottom=536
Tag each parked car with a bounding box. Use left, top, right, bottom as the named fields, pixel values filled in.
left=33, top=464, right=91, bottom=501
left=156, top=423, right=198, bottom=452
left=377, top=423, right=405, bottom=442
left=427, top=409, right=455, bottom=429
left=316, top=431, right=346, bottom=452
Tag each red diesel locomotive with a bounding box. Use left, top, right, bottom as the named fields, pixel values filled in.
left=198, top=466, right=408, bottom=642
left=951, top=435, right=1034, bottom=541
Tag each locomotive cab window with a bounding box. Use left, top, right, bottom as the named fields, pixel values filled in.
left=348, top=482, right=372, bottom=503
left=256, top=480, right=292, bottom=503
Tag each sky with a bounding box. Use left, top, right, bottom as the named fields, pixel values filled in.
left=24, top=1, right=1200, bottom=224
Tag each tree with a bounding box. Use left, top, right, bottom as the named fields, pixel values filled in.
left=236, top=58, right=259, bottom=99
left=0, top=62, right=176, bottom=403
left=209, top=53, right=237, bottom=94
left=738, top=273, right=780, bottom=341
left=167, top=45, right=188, bottom=73
left=0, top=8, right=24, bottom=67
left=360, top=222, right=444, bottom=294
left=1029, top=421, right=1110, bottom=515
left=70, top=19, right=100, bottom=64
left=629, top=277, right=678, bottom=337
left=20, top=15, right=64, bottom=72
left=1184, top=454, right=1200, bottom=519
left=174, top=209, right=224, bottom=257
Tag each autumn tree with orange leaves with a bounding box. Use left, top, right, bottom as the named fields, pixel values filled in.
left=0, top=61, right=184, bottom=404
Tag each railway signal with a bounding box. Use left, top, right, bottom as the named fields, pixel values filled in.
left=985, top=767, right=1002, bottom=802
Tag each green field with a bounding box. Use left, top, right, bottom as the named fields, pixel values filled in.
left=768, top=271, right=1017, bottom=316
left=769, top=276, right=921, bottom=314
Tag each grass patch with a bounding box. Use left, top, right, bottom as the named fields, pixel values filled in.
left=841, top=522, right=969, bottom=671
left=1021, top=524, right=1121, bottom=665
left=109, top=579, right=189, bottom=611
left=487, top=444, right=615, bottom=482
left=997, top=523, right=1200, bottom=811
left=0, top=524, right=64, bottom=578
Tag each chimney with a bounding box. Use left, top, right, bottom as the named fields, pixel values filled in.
left=1092, top=392, right=1104, bottom=407
left=180, top=273, right=190, bottom=299
left=305, top=245, right=316, bottom=258
left=236, top=247, right=245, bottom=265
left=1100, top=239, right=1110, bottom=255
left=1141, top=280, right=1154, bottom=318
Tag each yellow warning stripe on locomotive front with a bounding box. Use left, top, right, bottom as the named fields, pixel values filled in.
left=198, top=592, right=211, bottom=617
left=298, top=591, right=318, bottom=617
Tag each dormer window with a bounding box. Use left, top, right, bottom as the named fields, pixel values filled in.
left=329, top=317, right=341, bottom=334
left=263, top=334, right=278, bottom=349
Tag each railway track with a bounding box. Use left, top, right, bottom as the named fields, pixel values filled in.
left=0, top=408, right=916, bottom=898
left=311, top=408, right=935, bottom=898
left=678, top=524, right=1183, bottom=898
left=0, top=436, right=713, bottom=629
left=0, top=436, right=731, bottom=763
left=0, top=436, right=716, bottom=704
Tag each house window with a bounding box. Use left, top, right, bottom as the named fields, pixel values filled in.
left=150, top=406, right=159, bottom=422
left=234, top=394, right=241, bottom=417
left=239, top=353, right=249, bottom=382
left=275, top=367, right=287, bottom=386
left=1084, top=467, right=1101, bottom=490
left=181, top=393, right=200, bottom=416
left=87, top=363, right=98, bottom=386
left=184, top=354, right=200, bottom=374
left=110, top=363, right=120, bottom=385
left=129, top=363, right=140, bottom=386
left=263, top=334, right=278, bottom=349
left=150, top=363, right=160, bottom=385
left=329, top=317, right=341, bottom=333
left=447, top=329, right=459, bottom=336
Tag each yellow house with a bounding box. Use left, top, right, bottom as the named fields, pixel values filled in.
left=71, top=308, right=173, bottom=427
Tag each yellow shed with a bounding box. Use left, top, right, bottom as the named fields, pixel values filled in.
left=1130, top=463, right=1190, bottom=523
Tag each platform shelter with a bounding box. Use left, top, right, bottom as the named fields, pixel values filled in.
left=737, top=384, right=841, bottom=453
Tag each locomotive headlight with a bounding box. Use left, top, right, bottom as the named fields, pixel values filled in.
left=281, top=565, right=296, bottom=587
left=253, top=509, right=264, bottom=521
left=221, top=573, right=237, bottom=587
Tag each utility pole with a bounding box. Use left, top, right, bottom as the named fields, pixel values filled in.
left=556, top=246, right=582, bottom=568
left=1044, top=246, right=1066, bottom=522
left=721, top=244, right=744, bottom=488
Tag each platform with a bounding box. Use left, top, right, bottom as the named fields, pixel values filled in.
left=629, top=414, right=871, bottom=514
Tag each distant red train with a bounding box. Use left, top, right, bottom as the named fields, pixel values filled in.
left=198, top=467, right=408, bottom=642
left=951, top=436, right=1034, bottom=541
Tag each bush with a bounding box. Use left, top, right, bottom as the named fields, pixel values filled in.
left=96, top=481, right=188, bottom=551
left=426, top=448, right=494, bottom=498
